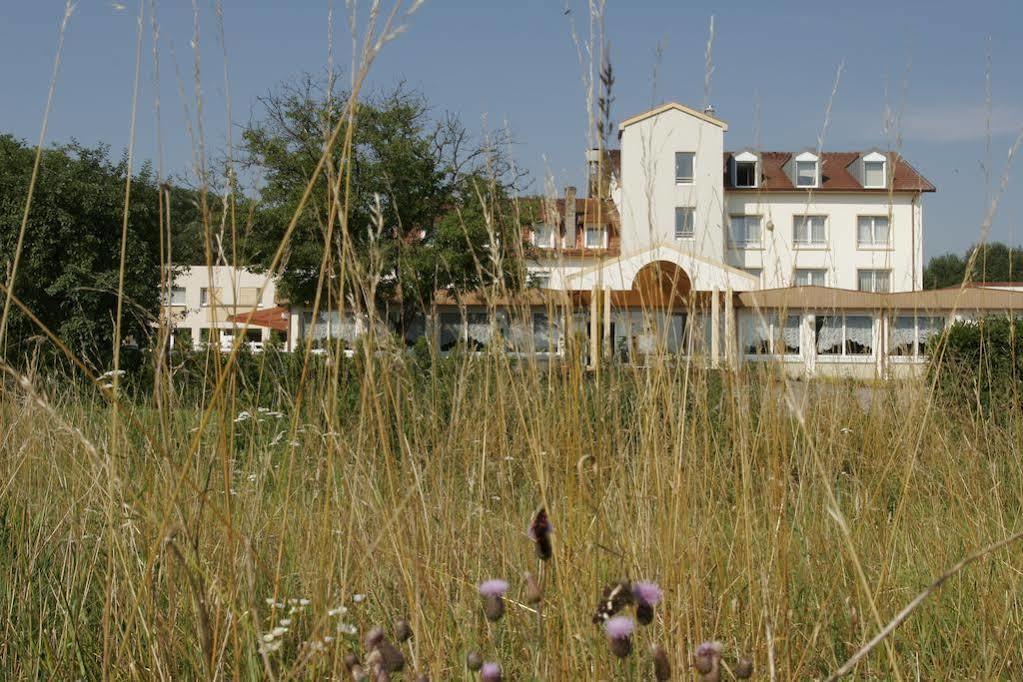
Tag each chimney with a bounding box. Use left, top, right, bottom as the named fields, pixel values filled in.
left=563, top=186, right=577, bottom=248
left=585, top=148, right=601, bottom=196
left=703, top=104, right=716, bottom=117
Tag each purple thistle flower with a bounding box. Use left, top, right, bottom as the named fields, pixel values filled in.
left=604, top=616, right=635, bottom=640
left=478, top=579, right=509, bottom=621
left=695, top=641, right=723, bottom=658
left=604, top=616, right=635, bottom=658
left=632, top=581, right=662, bottom=606
left=480, top=662, right=502, bottom=681
left=694, top=641, right=723, bottom=675
left=477, top=579, right=509, bottom=597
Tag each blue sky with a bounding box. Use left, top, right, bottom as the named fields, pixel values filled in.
left=2, top=0, right=1022, bottom=257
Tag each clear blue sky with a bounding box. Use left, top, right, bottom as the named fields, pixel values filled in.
left=2, top=0, right=1022, bottom=257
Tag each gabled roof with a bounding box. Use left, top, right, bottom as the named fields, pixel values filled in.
left=619, top=102, right=729, bottom=132
left=723, top=151, right=935, bottom=193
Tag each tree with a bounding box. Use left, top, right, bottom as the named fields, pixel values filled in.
left=0, top=134, right=163, bottom=368
left=240, top=77, right=526, bottom=325
left=923, top=242, right=1023, bottom=289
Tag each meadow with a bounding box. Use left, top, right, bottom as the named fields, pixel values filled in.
left=2, top=346, right=1023, bottom=678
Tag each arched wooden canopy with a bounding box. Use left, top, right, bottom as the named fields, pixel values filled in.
left=611, top=260, right=692, bottom=308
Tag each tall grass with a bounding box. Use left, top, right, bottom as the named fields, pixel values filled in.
left=2, top=356, right=1023, bottom=678
left=2, top=1, right=1023, bottom=680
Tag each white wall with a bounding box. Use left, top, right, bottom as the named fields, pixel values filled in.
left=164, top=266, right=278, bottom=348
left=724, top=192, right=922, bottom=291
left=618, top=108, right=726, bottom=261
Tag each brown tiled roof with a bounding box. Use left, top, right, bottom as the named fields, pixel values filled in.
left=739, top=285, right=1023, bottom=311
left=723, top=151, right=935, bottom=193
left=518, top=196, right=621, bottom=257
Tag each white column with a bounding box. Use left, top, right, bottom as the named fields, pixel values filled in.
left=589, top=285, right=599, bottom=369
left=602, top=286, right=612, bottom=359
left=724, top=286, right=734, bottom=368
left=711, top=287, right=720, bottom=368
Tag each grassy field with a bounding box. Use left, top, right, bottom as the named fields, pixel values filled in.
left=2, top=350, right=1023, bottom=679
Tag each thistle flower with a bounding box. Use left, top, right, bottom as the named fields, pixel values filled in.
left=365, top=627, right=385, bottom=649
left=480, top=662, right=503, bottom=682
left=733, top=657, right=754, bottom=679
left=604, top=616, right=635, bottom=658
left=465, top=651, right=483, bottom=671
left=632, top=581, right=662, bottom=625
left=478, top=579, right=509, bottom=621
left=523, top=572, right=542, bottom=605
left=528, top=507, right=553, bottom=560
left=394, top=619, right=413, bottom=642
left=694, top=641, right=723, bottom=677
left=650, top=644, right=671, bottom=681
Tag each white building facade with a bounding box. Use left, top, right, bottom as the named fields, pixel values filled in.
left=172, top=102, right=1023, bottom=378
left=162, top=266, right=284, bottom=351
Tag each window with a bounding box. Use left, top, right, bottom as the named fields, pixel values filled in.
left=889, top=315, right=945, bottom=359
left=858, top=269, right=891, bottom=293
left=735, top=161, right=757, bottom=188
left=200, top=287, right=210, bottom=307
left=729, top=215, right=762, bottom=247
left=674, top=207, right=695, bottom=240
left=584, top=225, right=606, bottom=249
left=740, top=312, right=801, bottom=357
left=793, top=215, right=827, bottom=247
left=796, top=160, right=819, bottom=188
left=858, top=216, right=890, bottom=248
left=466, top=312, right=493, bottom=351
left=794, top=269, right=827, bottom=287
left=863, top=159, right=886, bottom=188
left=815, top=314, right=874, bottom=357
left=531, top=271, right=551, bottom=288
left=438, top=312, right=463, bottom=352
left=532, top=224, right=555, bottom=248
left=167, top=286, right=186, bottom=306
left=675, top=152, right=694, bottom=184
left=743, top=268, right=762, bottom=284
left=533, top=312, right=555, bottom=353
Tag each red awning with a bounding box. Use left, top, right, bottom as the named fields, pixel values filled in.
left=226, top=306, right=290, bottom=331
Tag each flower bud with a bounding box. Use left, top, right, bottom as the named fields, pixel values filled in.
left=524, top=572, right=542, bottom=605
left=466, top=650, right=483, bottom=671
left=394, top=619, right=413, bottom=642
left=734, top=657, right=753, bottom=679
left=651, top=645, right=671, bottom=681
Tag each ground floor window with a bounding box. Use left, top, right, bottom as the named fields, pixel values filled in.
left=889, top=315, right=944, bottom=359
left=815, top=314, right=873, bottom=357
left=740, top=311, right=800, bottom=357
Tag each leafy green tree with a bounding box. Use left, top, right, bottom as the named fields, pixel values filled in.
left=0, top=135, right=162, bottom=368
left=924, top=241, right=1023, bottom=289
left=240, top=77, right=526, bottom=326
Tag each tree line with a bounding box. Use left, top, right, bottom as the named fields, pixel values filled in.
left=0, top=79, right=527, bottom=370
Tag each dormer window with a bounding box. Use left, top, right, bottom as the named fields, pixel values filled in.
left=862, top=152, right=887, bottom=188
left=794, top=152, right=820, bottom=188
left=532, top=224, right=556, bottom=249
left=584, top=224, right=607, bottom=249
left=733, top=151, right=758, bottom=188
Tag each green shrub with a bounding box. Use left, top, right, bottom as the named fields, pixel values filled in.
left=931, top=316, right=1023, bottom=413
